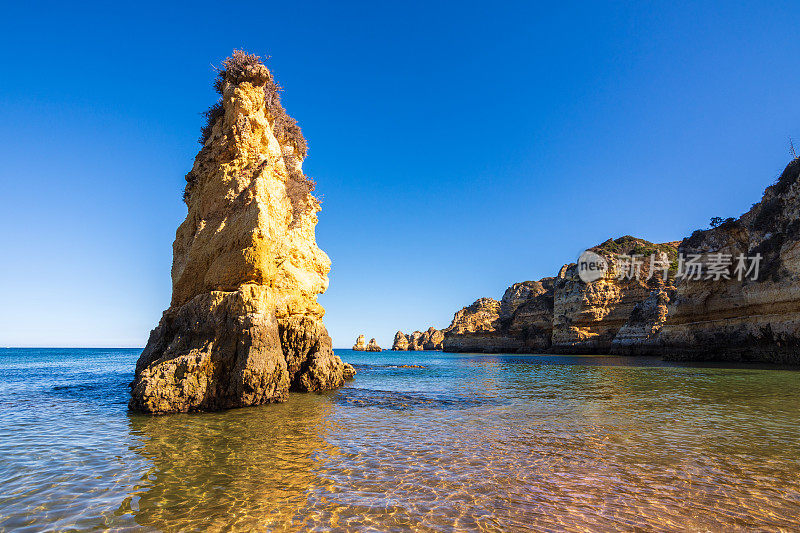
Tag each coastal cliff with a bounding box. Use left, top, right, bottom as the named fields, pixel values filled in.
left=441, top=290, right=554, bottom=353
left=430, top=159, right=800, bottom=362
left=552, top=239, right=678, bottom=353
left=130, top=51, right=354, bottom=414
left=440, top=238, right=676, bottom=354
left=656, top=158, right=800, bottom=362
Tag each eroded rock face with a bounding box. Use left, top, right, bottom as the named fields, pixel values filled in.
left=501, top=279, right=555, bottom=351
left=440, top=281, right=556, bottom=353
left=441, top=298, right=519, bottom=352
left=435, top=160, right=800, bottom=361
left=611, top=287, right=674, bottom=355
left=366, top=338, right=382, bottom=352
left=551, top=239, right=677, bottom=353
left=655, top=159, right=800, bottom=362
left=130, top=52, right=353, bottom=414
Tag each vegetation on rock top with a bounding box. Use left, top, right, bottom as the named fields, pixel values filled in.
left=199, top=50, right=308, bottom=159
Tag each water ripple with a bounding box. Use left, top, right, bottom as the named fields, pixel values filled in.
left=1, top=348, right=800, bottom=531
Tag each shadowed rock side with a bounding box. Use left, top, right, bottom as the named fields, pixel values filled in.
left=655, top=158, right=800, bottom=362
left=130, top=52, right=353, bottom=414
left=392, top=327, right=445, bottom=350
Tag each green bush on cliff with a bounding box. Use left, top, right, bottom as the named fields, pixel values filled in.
left=595, top=236, right=677, bottom=261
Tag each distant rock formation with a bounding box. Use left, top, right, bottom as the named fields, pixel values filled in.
left=392, top=331, right=410, bottom=350
left=353, top=335, right=382, bottom=351
left=353, top=334, right=367, bottom=351
left=130, top=51, right=354, bottom=414
left=441, top=237, right=678, bottom=354
left=392, top=327, right=445, bottom=350
left=437, top=158, right=800, bottom=362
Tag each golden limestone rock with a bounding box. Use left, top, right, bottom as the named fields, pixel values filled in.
left=439, top=239, right=676, bottom=354
left=551, top=238, right=678, bottom=354
left=130, top=51, right=354, bottom=414
left=435, top=156, right=800, bottom=363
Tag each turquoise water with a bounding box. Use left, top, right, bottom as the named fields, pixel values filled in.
left=1, top=348, right=800, bottom=531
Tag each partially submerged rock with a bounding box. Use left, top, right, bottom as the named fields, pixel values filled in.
left=366, top=338, right=382, bottom=352
left=130, top=51, right=354, bottom=414
left=392, top=331, right=410, bottom=350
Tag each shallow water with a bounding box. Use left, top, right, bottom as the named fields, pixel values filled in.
left=1, top=348, right=799, bottom=531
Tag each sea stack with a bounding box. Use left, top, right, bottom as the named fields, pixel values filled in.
left=130, top=51, right=354, bottom=414
left=353, top=335, right=367, bottom=351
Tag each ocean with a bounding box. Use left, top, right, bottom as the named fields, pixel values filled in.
left=1, top=348, right=799, bottom=531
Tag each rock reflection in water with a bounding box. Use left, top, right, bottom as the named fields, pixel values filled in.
left=125, top=394, right=338, bottom=531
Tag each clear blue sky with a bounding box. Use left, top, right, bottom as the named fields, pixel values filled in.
left=1, top=1, right=799, bottom=348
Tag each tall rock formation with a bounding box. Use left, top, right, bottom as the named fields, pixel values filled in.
left=655, top=158, right=800, bottom=362
left=130, top=51, right=354, bottom=414
left=366, top=338, right=382, bottom=352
